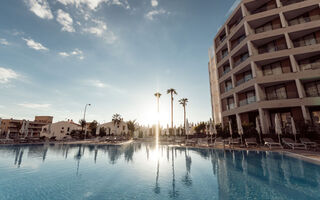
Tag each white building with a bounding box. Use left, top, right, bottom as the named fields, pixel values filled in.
left=40, top=121, right=81, bottom=140
left=99, top=121, right=128, bottom=135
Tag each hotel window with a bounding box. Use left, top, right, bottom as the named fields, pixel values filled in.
left=225, top=80, right=233, bottom=92
left=222, top=49, right=228, bottom=58
left=262, top=61, right=283, bottom=76
left=227, top=97, right=235, bottom=110
left=220, top=33, right=226, bottom=43
left=236, top=71, right=252, bottom=85
left=304, top=81, right=320, bottom=97
left=289, top=13, right=310, bottom=26
left=266, top=85, right=287, bottom=100
left=294, top=32, right=317, bottom=47
left=255, top=22, right=272, bottom=34
left=240, top=52, right=249, bottom=62
left=299, top=56, right=320, bottom=71
left=223, top=65, right=231, bottom=75
left=247, top=91, right=256, bottom=104
left=311, top=111, right=320, bottom=126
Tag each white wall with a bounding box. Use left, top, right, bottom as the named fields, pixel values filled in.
left=41, top=121, right=81, bottom=140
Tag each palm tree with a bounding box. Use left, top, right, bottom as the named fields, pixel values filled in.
left=127, top=120, right=137, bottom=138
left=112, top=114, right=123, bottom=135
left=167, top=88, right=177, bottom=135
left=79, top=119, right=86, bottom=134
left=179, top=98, right=188, bottom=135
left=112, top=113, right=122, bottom=125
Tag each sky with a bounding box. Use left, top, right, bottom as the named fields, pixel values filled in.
left=0, top=0, right=239, bottom=126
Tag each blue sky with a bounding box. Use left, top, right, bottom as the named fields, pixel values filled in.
left=0, top=0, right=238, bottom=126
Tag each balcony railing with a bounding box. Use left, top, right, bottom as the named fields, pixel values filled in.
left=300, top=61, right=320, bottom=71
left=222, top=68, right=231, bottom=76
left=236, top=75, right=253, bottom=86
left=231, top=36, right=246, bottom=50
left=225, top=85, right=233, bottom=92
left=258, top=44, right=287, bottom=54
left=281, top=0, right=304, bottom=6
left=227, top=103, right=235, bottom=110
left=233, top=54, right=249, bottom=67
left=293, top=38, right=320, bottom=48
left=266, top=92, right=298, bottom=100
left=239, top=96, right=256, bottom=106
left=229, top=17, right=243, bottom=34
left=255, top=22, right=281, bottom=34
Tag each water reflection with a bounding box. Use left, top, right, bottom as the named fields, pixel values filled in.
left=0, top=143, right=319, bottom=199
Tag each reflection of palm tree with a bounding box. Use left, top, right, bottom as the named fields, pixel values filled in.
left=154, top=160, right=160, bottom=194
left=74, top=146, right=82, bottom=176
left=17, top=149, right=24, bottom=168
left=181, top=148, right=192, bottom=187
left=42, top=147, right=48, bottom=162
left=124, top=144, right=134, bottom=163
left=94, top=146, right=98, bottom=164
left=169, top=147, right=179, bottom=198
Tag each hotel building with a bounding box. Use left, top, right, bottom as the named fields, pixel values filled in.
left=0, top=116, right=53, bottom=137
left=209, top=0, right=320, bottom=134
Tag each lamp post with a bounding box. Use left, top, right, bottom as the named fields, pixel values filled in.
left=154, top=92, right=161, bottom=143
left=83, top=103, right=91, bottom=140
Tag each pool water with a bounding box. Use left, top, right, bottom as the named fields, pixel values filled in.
left=0, top=143, right=319, bottom=200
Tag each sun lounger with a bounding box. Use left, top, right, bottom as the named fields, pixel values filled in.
left=264, top=138, right=282, bottom=149
left=198, top=138, right=208, bottom=147
left=300, top=138, right=317, bottom=150
left=245, top=138, right=258, bottom=147
left=228, top=138, right=241, bottom=146
left=214, top=138, right=224, bottom=146
left=186, top=138, right=197, bottom=146
left=282, top=138, right=306, bottom=150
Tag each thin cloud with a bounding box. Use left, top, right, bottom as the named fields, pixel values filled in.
left=145, top=9, right=168, bottom=20
left=57, top=0, right=130, bottom=10
left=59, top=48, right=84, bottom=59
left=87, top=80, right=126, bottom=94
left=0, top=38, right=9, bottom=46
left=0, top=67, right=19, bottom=83
left=83, top=19, right=107, bottom=36
left=25, top=0, right=53, bottom=19
left=83, top=19, right=117, bottom=44
left=22, top=38, right=48, bottom=51
left=56, top=9, right=75, bottom=32
left=18, top=103, right=51, bottom=109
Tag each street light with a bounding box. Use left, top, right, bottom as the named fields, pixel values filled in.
left=83, top=103, right=91, bottom=139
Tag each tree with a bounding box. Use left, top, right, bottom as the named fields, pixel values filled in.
left=99, top=127, right=107, bottom=137
left=179, top=98, right=188, bottom=135
left=112, top=114, right=123, bottom=125
left=127, top=120, right=137, bottom=138
left=167, top=88, right=177, bottom=134
left=194, top=122, right=206, bottom=134
left=89, top=120, right=98, bottom=136
left=79, top=119, right=86, bottom=134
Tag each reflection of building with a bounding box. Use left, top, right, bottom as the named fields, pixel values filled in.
left=209, top=0, right=320, bottom=133
left=40, top=120, right=81, bottom=140
left=99, top=121, right=128, bottom=135
left=0, top=116, right=53, bottom=137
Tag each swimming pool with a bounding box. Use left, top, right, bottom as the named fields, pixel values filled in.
left=0, top=143, right=319, bottom=200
